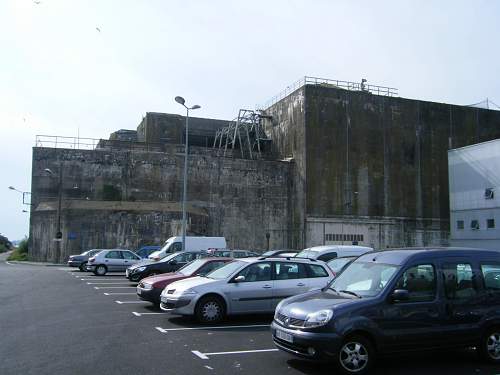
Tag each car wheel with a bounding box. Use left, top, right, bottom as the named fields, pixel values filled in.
left=94, top=265, right=107, bottom=276
left=195, top=296, right=225, bottom=324
left=337, top=335, right=374, bottom=375
left=79, top=262, right=87, bottom=272
left=130, top=274, right=141, bottom=282
left=480, top=327, right=500, bottom=363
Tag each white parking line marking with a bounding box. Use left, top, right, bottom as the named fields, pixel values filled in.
left=81, top=278, right=121, bottom=281
left=192, top=351, right=209, bottom=359
left=104, top=293, right=136, bottom=295
left=192, top=349, right=278, bottom=359
left=132, top=312, right=164, bottom=316
left=155, top=324, right=269, bottom=333
left=87, top=282, right=131, bottom=285
left=94, top=286, right=136, bottom=289
left=6, top=262, right=13, bottom=265
left=115, top=300, right=149, bottom=304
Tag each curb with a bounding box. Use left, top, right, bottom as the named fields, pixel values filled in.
left=6, top=260, right=66, bottom=267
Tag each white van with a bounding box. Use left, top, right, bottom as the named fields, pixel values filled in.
left=148, top=236, right=226, bottom=260
left=295, top=245, right=373, bottom=262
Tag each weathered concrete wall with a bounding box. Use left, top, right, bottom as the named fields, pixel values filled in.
left=30, top=146, right=291, bottom=262
left=261, top=84, right=500, bottom=249
left=263, top=87, right=306, bottom=249
left=137, top=112, right=231, bottom=147
left=304, top=85, right=500, bottom=247
left=304, top=85, right=500, bottom=221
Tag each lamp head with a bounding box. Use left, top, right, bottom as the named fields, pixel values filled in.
left=8, top=186, right=15, bottom=190
left=191, top=105, right=201, bottom=110
left=175, top=96, right=186, bottom=106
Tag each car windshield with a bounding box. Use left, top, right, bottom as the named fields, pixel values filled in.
left=177, top=259, right=206, bottom=276
left=295, top=249, right=319, bottom=259
left=159, top=239, right=174, bottom=253
left=327, top=261, right=399, bottom=297
left=327, top=257, right=356, bottom=273
left=205, top=260, right=245, bottom=279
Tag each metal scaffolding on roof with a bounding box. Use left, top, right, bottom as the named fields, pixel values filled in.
left=213, top=109, right=271, bottom=159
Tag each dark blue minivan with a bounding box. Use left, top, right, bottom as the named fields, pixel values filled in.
left=272, top=248, right=500, bottom=374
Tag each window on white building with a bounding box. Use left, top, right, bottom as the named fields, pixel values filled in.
left=487, top=219, right=495, bottom=229
left=457, top=220, right=464, bottom=230
left=471, top=220, right=480, bottom=230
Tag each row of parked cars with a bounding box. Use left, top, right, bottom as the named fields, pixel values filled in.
left=68, top=242, right=500, bottom=374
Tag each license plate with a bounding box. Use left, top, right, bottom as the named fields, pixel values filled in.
left=137, top=289, right=142, bottom=295
left=275, top=329, right=293, bottom=343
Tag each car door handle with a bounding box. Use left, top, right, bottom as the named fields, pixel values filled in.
left=297, top=283, right=305, bottom=287
left=124, top=260, right=129, bottom=263
left=262, top=285, right=272, bottom=289
left=105, top=260, right=108, bottom=262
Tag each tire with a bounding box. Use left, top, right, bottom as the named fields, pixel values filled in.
left=130, top=274, right=141, bottom=282
left=336, top=335, right=375, bottom=375
left=94, top=265, right=107, bottom=276
left=79, top=262, right=87, bottom=272
left=479, top=327, right=500, bottom=363
left=195, top=295, right=226, bottom=324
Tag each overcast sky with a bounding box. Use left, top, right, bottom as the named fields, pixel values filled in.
left=1, top=0, right=499, bottom=241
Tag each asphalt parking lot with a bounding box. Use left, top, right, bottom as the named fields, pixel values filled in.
left=2, top=260, right=500, bottom=375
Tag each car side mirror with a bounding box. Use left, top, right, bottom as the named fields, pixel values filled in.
left=234, top=275, right=245, bottom=283
left=169, top=260, right=178, bottom=265
left=391, top=289, right=410, bottom=302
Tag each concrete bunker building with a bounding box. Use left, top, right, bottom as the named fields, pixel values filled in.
left=29, top=77, right=500, bottom=262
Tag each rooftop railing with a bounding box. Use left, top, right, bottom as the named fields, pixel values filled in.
left=259, top=76, right=399, bottom=109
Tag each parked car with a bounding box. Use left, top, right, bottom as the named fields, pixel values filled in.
left=67, top=249, right=103, bottom=271
left=160, top=256, right=334, bottom=323
left=136, top=257, right=233, bottom=305
left=126, top=251, right=207, bottom=282
left=272, top=247, right=500, bottom=374
left=148, top=236, right=226, bottom=260
left=262, top=250, right=298, bottom=258
left=136, top=245, right=161, bottom=259
left=86, top=249, right=142, bottom=276
left=212, top=249, right=260, bottom=258
left=326, top=256, right=359, bottom=277
left=296, top=245, right=373, bottom=262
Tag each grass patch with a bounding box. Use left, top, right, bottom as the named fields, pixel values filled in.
left=7, top=249, right=28, bottom=261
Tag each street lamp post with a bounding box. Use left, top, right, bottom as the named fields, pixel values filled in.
left=8, top=186, right=31, bottom=206
left=174, top=96, right=201, bottom=251
left=45, top=164, right=63, bottom=262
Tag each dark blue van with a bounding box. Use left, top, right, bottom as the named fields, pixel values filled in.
left=136, top=245, right=161, bottom=259
left=272, top=248, right=500, bottom=374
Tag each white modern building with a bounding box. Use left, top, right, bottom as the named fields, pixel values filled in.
left=449, top=139, right=500, bottom=250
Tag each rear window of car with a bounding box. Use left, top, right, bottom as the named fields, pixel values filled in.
left=304, top=264, right=329, bottom=278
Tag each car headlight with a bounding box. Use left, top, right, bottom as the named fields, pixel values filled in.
left=304, top=310, right=333, bottom=327
left=181, top=289, right=198, bottom=296
left=141, top=283, right=153, bottom=290
left=135, top=266, right=146, bottom=272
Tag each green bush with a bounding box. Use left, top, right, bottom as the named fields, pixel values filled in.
left=7, top=237, right=29, bottom=261
left=18, top=237, right=29, bottom=254
left=7, top=249, right=28, bottom=261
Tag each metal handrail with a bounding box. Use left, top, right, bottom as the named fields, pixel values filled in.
left=258, top=76, right=399, bottom=109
